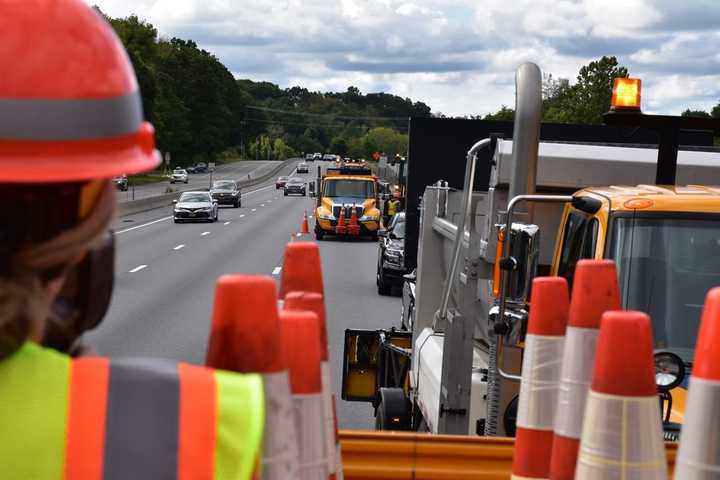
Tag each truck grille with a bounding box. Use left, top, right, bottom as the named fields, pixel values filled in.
left=333, top=205, right=364, bottom=219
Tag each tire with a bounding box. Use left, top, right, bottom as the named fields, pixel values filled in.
left=375, top=388, right=411, bottom=431
left=377, top=270, right=392, bottom=296
left=315, top=227, right=325, bottom=241
left=173, top=218, right=179, bottom=223
left=184, top=180, right=188, bottom=184
left=234, top=199, right=240, bottom=208
left=284, top=191, right=288, bottom=196
left=170, top=181, right=175, bottom=184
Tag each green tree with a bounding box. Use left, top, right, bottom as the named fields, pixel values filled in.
left=484, top=106, right=514, bottom=121
left=682, top=109, right=711, bottom=118
left=559, top=56, right=629, bottom=124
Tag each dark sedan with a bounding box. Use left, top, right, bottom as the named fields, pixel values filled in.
left=376, top=212, right=407, bottom=295
left=284, top=177, right=306, bottom=196
left=173, top=191, right=218, bottom=223
left=210, top=180, right=241, bottom=207
left=276, top=176, right=289, bottom=189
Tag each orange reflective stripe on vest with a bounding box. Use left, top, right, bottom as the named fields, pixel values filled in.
left=0, top=342, right=263, bottom=480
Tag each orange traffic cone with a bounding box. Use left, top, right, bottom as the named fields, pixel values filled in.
left=281, top=308, right=328, bottom=480
left=280, top=242, right=324, bottom=298
left=347, top=205, right=360, bottom=235
left=335, top=208, right=347, bottom=235
left=511, top=277, right=569, bottom=479
left=206, top=275, right=299, bottom=480
left=285, top=291, right=343, bottom=480
left=674, top=288, right=720, bottom=478
left=550, top=260, right=620, bottom=480
left=302, top=210, right=310, bottom=234
left=576, top=311, right=667, bottom=479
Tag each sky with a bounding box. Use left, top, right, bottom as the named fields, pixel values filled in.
left=87, top=0, right=720, bottom=117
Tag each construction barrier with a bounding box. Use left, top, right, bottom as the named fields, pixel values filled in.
left=512, top=277, right=569, bottom=480
left=206, top=275, right=299, bottom=480
left=550, top=260, right=620, bottom=480
left=674, top=287, right=720, bottom=479
left=281, top=308, right=329, bottom=480
left=576, top=311, right=667, bottom=479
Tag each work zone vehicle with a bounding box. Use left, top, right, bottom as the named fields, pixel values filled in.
left=341, top=64, right=720, bottom=444
left=313, top=165, right=382, bottom=240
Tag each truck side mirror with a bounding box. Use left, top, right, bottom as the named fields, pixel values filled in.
left=503, top=223, right=540, bottom=304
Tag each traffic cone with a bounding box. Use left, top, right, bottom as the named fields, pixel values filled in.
left=280, top=242, right=324, bottom=298
left=575, top=311, right=667, bottom=479
left=550, top=260, right=620, bottom=480
left=302, top=210, right=310, bottom=234
left=281, top=309, right=328, bottom=480
left=206, top=275, right=299, bottom=480
left=285, top=291, right=343, bottom=480
left=347, top=205, right=360, bottom=235
left=674, top=287, right=720, bottom=478
left=511, top=277, right=569, bottom=480
left=335, top=208, right=347, bottom=235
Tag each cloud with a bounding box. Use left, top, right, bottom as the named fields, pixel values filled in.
left=88, top=0, right=720, bottom=116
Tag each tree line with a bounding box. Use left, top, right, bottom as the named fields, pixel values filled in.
left=99, top=10, right=429, bottom=167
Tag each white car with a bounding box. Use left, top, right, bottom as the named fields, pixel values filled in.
left=297, top=162, right=309, bottom=173
left=170, top=169, right=188, bottom=184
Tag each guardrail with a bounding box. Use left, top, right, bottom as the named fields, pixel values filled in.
left=117, top=158, right=298, bottom=217
left=338, top=431, right=679, bottom=479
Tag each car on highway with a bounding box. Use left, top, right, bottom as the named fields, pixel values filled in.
left=376, top=212, right=407, bottom=295
left=173, top=191, right=218, bottom=223
left=210, top=180, right=241, bottom=208
left=284, top=177, right=306, bottom=196
left=170, top=168, right=189, bottom=184
left=112, top=174, right=128, bottom=191
left=323, top=154, right=336, bottom=161
left=297, top=162, right=309, bottom=173
left=276, top=176, right=289, bottom=189
left=193, top=162, right=209, bottom=173
left=185, top=165, right=197, bottom=174
left=313, top=152, right=322, bottom=161
left=305, top=153, right=314, bottom=162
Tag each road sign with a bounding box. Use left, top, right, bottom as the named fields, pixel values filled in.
left=208, top=162, right=216, bottom=171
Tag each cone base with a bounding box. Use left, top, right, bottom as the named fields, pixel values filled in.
left=512, top=428, right=554, bottom=478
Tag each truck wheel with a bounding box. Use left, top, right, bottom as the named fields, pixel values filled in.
left=315, top=227, right=325, bottom=241
left=377, top=271, right=392, bottom=296
left=284, top=191, right=288, bottom=196
left=375, top=388, right=411, bottom=431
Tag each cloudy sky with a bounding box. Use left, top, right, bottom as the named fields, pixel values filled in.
left=87, top=0, right=720, bottom=117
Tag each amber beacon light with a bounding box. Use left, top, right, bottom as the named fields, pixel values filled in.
left=611, top=78, right=642, bottom=111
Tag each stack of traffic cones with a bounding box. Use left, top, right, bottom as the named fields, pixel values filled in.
left=674, top=288, right=720, bottom=478
left=281, top=242, right=343, bottom=480
left=347, top=205, right=360, bottom=235
left=511, top=277, right=569, bottom=480
left=280, top=308, right=328, bottom=480
left=575, top=311, right=667, bottom=479
left=206, top=275, right=299, bottom=480
left=550, top=260, right=620, bottom=480
left=335, top=208, right=347, bottom=235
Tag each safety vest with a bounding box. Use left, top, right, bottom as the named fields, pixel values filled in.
left=387, top=199, right=398, bottom=217
left=0, top=342, right=264, bottom=480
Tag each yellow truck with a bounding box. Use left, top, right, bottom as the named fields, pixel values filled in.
left=341, top=64, right=720, bottom=452
left=313, top=166, right=382, bottom=240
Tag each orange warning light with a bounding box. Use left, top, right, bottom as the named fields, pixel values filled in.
left=624, top=198, right=654, bottom=209
left=611, top=78, right=642, bottom=111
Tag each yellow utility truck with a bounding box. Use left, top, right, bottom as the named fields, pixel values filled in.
left=342, top=64, right=720, bottom=445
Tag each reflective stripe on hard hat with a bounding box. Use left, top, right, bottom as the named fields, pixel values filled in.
left=0, top=92, right=143, bottom=141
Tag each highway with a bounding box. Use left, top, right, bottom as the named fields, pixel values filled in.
left=90, top=160, right=400, bottom=430
left=115, top=160, right=280, bottom=202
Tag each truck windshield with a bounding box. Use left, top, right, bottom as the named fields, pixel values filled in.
left=609, top=213, right=720, bottom=362
left=324, top=180, right=374, bottom=198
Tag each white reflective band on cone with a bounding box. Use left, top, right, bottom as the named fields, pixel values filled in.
left=262, top=372, right=300, bottom=480
left=576, top=391, right=667, bottom=480
left=516, top=334, right=564, bottom=430
left=554, top=326, right=599, bottom=439
left=293, top=393, right=329, bottom=480
left=511, top=475, right=548, bottom=480
left=674, top=377, right=720, bottom=479
left=321, top=361, right=343, bottom=478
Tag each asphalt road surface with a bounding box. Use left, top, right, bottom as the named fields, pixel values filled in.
left=115, top=160, right=280, bottom=202
left=90, top=160, right=399, bottom=430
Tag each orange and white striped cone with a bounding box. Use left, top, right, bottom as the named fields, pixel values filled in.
left=335, top=208, right=347, bottom=235
left=206, top=275, right=299, bottom=480
left=674, top=287, right=720, bottom=479
left=302, top=210, right=310, bottom=234
left=575, top=311, right=667, bottom=479
left=511, top=277, right=569, bottom=479
left=550, top=260, right=620, bottom=480
left=285, top=291, right=343, bottom=480
left=280, top=241, right=324, bottom=298
left=281, top=309, right=328, bottom=480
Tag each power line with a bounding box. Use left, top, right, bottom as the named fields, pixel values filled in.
left=246, top=105, right=410, bottom=122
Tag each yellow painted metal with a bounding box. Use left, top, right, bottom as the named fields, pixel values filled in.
left=338, top=431, right=679, bottom=479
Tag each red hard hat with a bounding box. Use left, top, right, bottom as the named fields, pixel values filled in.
left=0, top=0, right=160, bottom=183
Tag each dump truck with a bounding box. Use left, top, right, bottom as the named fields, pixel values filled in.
left=341, top=63, right=720, bottom=441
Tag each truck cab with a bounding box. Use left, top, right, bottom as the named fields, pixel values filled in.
left=314, top=166, right=382, bottom=240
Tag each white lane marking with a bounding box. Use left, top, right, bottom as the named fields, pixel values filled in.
left=224, top=221, right=231, bottom=225
left=272, top=267, right=282, bottom=275
left=117, top=216, right=172, bottom=234
left=239, top=214, right=246, bottom=218
left=251, top=208, right=257, bottom=212
left=296, top=232, right=302, bottom=237
left=201, top=231, right=210, bottom=236
left=129, top=264, right=147, bottom=273
left=173, top=244, right=185, bottom=250
left=261, top=204, right=265, bottom=207
left=267, top=200, right=272, bottom=203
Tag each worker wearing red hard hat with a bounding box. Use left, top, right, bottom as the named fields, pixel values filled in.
left=0, top=1, right=263, bottom=478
